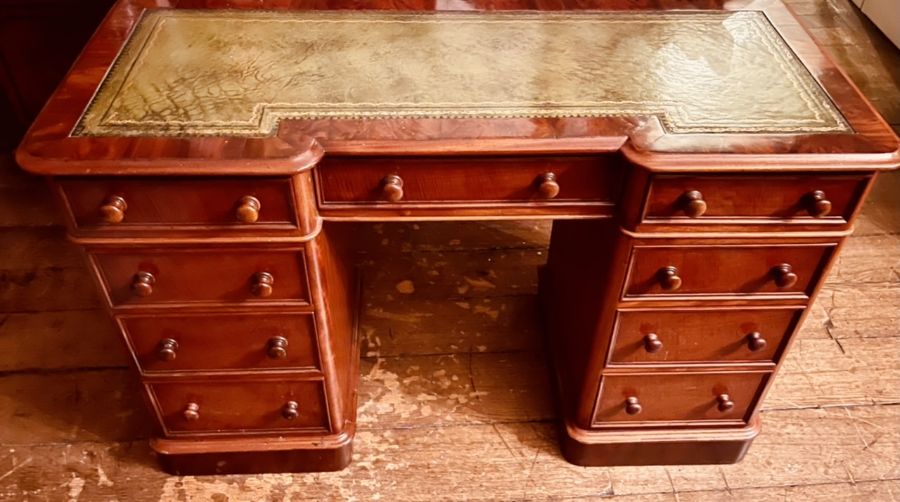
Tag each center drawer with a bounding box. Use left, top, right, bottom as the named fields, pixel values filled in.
left=316, top=156, right=622, bottom=206
left=148, top=379, right=330, bottom=435
left=119, top=312, right=320, bottom=374
left=90, top=247, right=310, bottom=307
left=623, top=242, right=836, bottom=299
left=592, top=371, right=769, bottom=427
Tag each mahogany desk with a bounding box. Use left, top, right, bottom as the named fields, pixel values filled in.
left=16, top=0, right=899, bottom=475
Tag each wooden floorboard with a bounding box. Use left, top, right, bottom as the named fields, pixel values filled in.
left=0, top=0, right=898, bottom=499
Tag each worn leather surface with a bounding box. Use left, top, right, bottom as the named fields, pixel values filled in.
left=75, top=10, right=850, bottom=137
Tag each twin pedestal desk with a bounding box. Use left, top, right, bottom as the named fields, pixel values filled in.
left=17, top=0, right=899, bottom=474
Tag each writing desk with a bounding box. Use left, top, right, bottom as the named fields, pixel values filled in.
left=17, top=0, right=899, bottom=475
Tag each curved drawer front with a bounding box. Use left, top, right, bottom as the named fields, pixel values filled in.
left=59, top=177, right=299, bottom=232
left=149, top=380, right=329, bottom=435
left=91, top=248, right=309, bottom=307
left=120, top=312, right=319, bottom=373
left=642, top=174, right=869, bottom=225
left=592, top=372, right=768, bottom=427
left=623, top=243, right=836, bottom=299
left=317, top=156, right=622, bottom=206
left=610, top=308, right=803, bottom=364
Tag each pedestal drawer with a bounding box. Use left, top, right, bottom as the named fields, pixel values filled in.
left=59, top=177, right=299, bottom=231
left=149, top=380, right=329, bottom=435
left=592, top=371, right=769, bottom=427
left=623, top=243, right=836, bottom=299
left=609, top=307, right=803, bottom=365
left=90, top=247, right=310, bottom=307
left=120, top=312, right=319, bottom=374
left=642, top=174, right=869, bottom=225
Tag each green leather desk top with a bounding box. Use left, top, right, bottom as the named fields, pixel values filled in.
left=76, top=10, right=849, bottom=137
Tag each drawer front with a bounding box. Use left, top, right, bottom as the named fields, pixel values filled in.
left=592, top=372, right=768, bottom=426
left=317, top=156, right=621, bottom=205
left=120, top=312, right=319, bottom=373
left=643, top=174, right=869, bottom=224
left=610, top=308, right=803, bottom=364
left=150, top=380, right=329, bottom=435
left=91, top=248, right=309, bottom=307
left=59, top=177, right=297, bottom=230
left=624, top=243, right=835, bottom=298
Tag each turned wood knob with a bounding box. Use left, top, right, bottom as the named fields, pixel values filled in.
left=235, top=195, right=261, bottom=223
left=643, top=333, right=663, bottom=353
left=282, top=400, right=300, bottom=420
left=99, top=195, right=127, bottom=224
left=716, top=394, right=735, bottom=412
left=131, top=271, right=156, bottom=297
left=657, top=266, right=682, bottom=291
left=251, top=272, right=275, bottom=298
left=157, top=338, right=179, bottom=361
left=183, top=402, right=200, bottom=421
left=625, top=396, right=642, bottom=415
left=267, top=336, right=289, bottom=359
left=747, top=332, right=768, bottom=352
left=380, top=175, right=404, bottom=202
left=772, top=263, right=798, bottom=289
left=806, top=190, right=832, bottom=218
left=536, top=172, right=560, bottom=199
left=681, top=190, right=707, bottom=218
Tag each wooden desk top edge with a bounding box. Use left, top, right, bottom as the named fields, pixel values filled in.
left=15, top=0, right=900, bottom=177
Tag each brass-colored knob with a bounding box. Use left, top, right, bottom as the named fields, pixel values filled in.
left=267, top=336, right=289, bottom=359
left=806, top=190, right=832, bottom=218
left=157, top=338, right=179, bottom=361
left=747, top=332, right=767, bottom=352
left=100, top=195, right=127, bottom=224
left=536, top=172, right=560, bottom=199
left=625, top=396, right=642, bottom=415
left=643, top=333, right=663, bottom=353
left=381, top=175, right=404, bottom=202
left=236, top=195, right=261, bottom=223
left=251, top=272, right=274, bottom=298
left=131, top=271, right=156, bottom=297
left=716, top=394, right=735, bottom=412
left=772, top=263, right=798, bottom=289
left=183, top=402, right=200, bottom=421
left=657, top=266, right=682, bottom=291
left=681, top=190, right=707, bottom=218
left=282, top=401, right=300, bottom=420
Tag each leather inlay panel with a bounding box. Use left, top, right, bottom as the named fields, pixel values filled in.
left=75, top=10, right=849, bottom=137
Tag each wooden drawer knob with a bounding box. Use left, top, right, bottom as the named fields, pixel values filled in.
left=716, top=394, right=735, bottom=412
left=157, top=338, right=179, bottom=361
left=657, top=266, right=682, bottom=291
left=681, top=190, right=707, bottom=218
left=747, top=332, right=767, bottom=352
left=806, top=190, right=832, bottom=218
left=536, top=172, right=560, bottom=199
left=131, top=271, right=156, bottom=297
left=251, top=272, right=275, bottom=298
left=282, top=400, right=300, bottom=420
left=235, top=195, right=261, bottom=223
left=772, top=263, right=798, bottom=289
left=643, top=333, right=663, bottom=353
left=381, top=174, right=404, bottom=202
left=267, top=336, right=289, bottom=359
left=100, top=195, right=127, bottom=224
left=183, top=402, right=200, bottom=421
left=625, top=396, right=642, bottom=415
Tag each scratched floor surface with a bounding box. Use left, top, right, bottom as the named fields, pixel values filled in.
left=0, top=0, right=899, bottom=500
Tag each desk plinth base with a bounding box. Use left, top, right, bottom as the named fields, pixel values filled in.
left=150, top=430, right=354, bottom=475
left=560, top=416, right=760, bottom=466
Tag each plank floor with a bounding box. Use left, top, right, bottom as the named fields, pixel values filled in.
left=0, top=1, right=898, bottom=500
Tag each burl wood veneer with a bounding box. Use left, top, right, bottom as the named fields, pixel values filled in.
left=16, top=0, right=899, bottom=475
